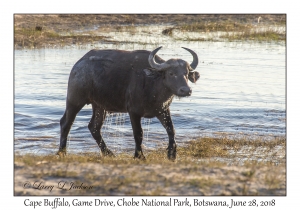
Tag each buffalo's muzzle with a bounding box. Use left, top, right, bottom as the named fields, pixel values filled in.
left=177, top=86, right=192, bottom=96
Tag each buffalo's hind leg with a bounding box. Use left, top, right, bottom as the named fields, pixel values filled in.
left=58, top=101, right=85, bottom=156
left=88, top=104, right=114, bottom=157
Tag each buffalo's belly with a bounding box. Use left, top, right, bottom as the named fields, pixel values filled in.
left=143, top=113, right=157, bottom=118
left=93, top=90, right=126, bottom=112
left=93, top=94, right=127, bottom=112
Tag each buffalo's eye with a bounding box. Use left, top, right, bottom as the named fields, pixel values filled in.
left=169, top=72, right=174, bottom=76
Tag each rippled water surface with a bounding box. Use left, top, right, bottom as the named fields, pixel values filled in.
left=14, top=28, right=286, bottom=155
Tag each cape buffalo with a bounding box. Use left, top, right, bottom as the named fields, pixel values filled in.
left=58, top=46, right=200, bottom=160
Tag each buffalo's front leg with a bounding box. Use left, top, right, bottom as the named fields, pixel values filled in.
left=156, top=108, right=176, bottom=160
left=129, top=112, right=145, bottom=160
left=88, top=104, right=114, bottom=157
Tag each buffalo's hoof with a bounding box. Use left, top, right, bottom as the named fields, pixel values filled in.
left=134, top=151, right=146, bottom=160
left=56, top=148, right=66, bottom=157
left=102, top=149, right=115, bottom=157
left=167, top=146, right=177, bottom=161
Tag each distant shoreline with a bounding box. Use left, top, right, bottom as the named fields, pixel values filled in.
left=14, top=14, right=286, bottom=49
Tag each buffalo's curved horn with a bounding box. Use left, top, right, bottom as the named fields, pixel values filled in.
left=182, top=47, right=198, bottom=70
left=148, top=46, right=171, bottom=71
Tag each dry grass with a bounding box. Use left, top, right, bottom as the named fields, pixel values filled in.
left=15, top=136, right=286, bottom=165
left=166, top=22, right=285, bottom=42
left=14, top=27, right=109, bottom=48
left=177, top=21, right=252, bottom=33
left=15, top=14, right=286, bottom=30
left=14, top=14, right=286, bottom=48
left=179, top=136, right=285, bottom=162
left=14, top=136, right=286, bottom=196
left=221, top=28, right=286, bottom=41
left=159, top=15, right=285, bottom=42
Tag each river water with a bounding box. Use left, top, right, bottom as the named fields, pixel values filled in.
left=14, top=26, right=286, bottom=155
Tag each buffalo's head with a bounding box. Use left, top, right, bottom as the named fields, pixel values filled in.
left=148, top=46, right=200, bottom=97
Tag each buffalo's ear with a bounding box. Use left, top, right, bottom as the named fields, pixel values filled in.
left=143, top=69, right=154, bottom=76
left=188, top=71, right=200, bottom=83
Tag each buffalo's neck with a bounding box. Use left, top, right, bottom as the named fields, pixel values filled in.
left=144, top=77, right=175, bottom=111
left=126, top=71, right=175, bottom=117
left=139, top=90, right=174, bottom=118
left=154, top=88, right=174, bottom=110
